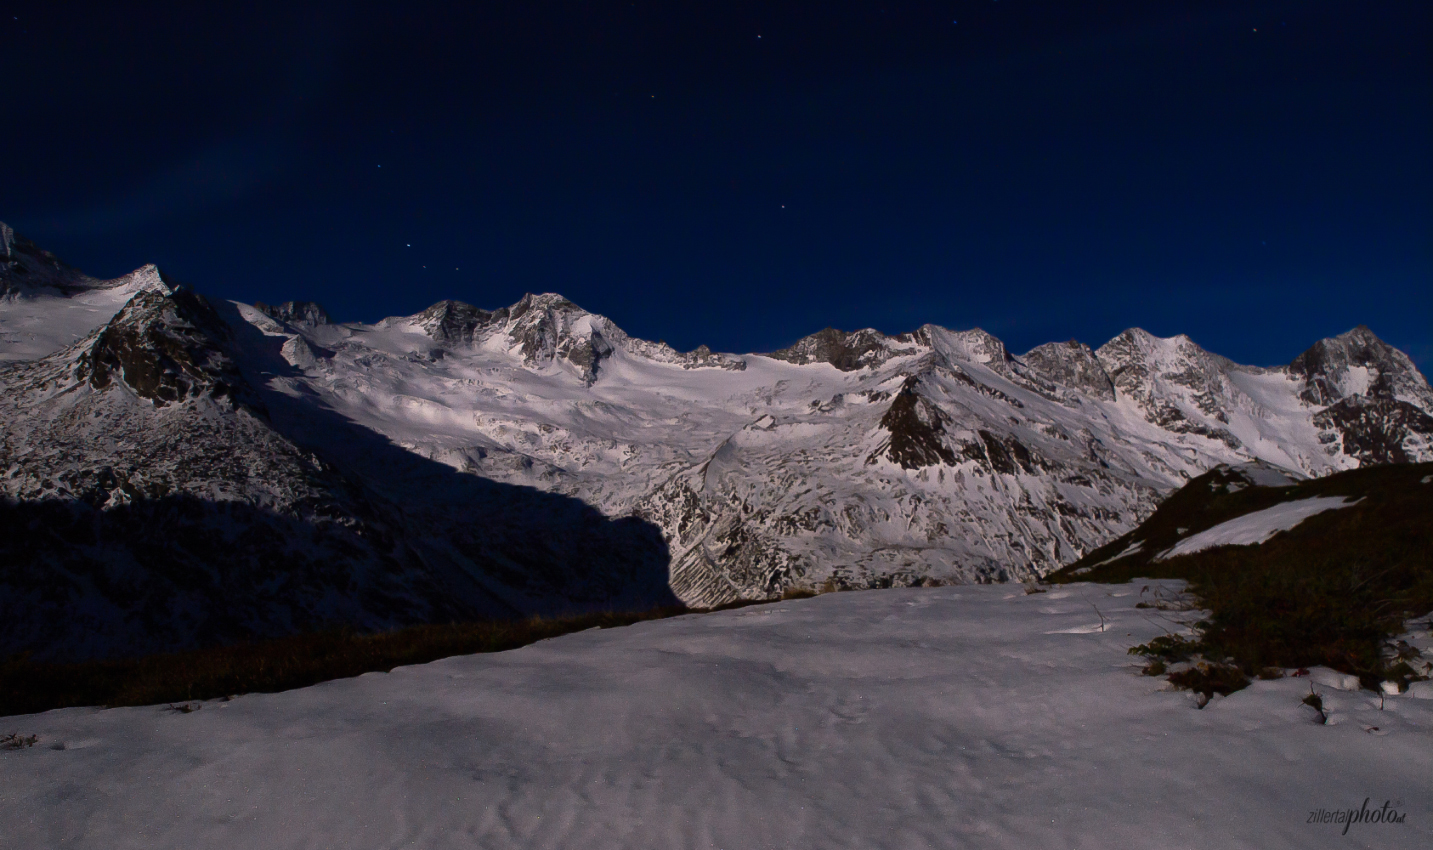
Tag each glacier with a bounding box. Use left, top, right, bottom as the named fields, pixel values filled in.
left=3, top=220, right=1432, bottom=657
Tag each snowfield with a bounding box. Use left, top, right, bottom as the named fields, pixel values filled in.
left=3, top=581, right=1429, bottom=850
left=1156, top=496, right=1363, bottom=561
left=7, top=222, right=1433, bottom=629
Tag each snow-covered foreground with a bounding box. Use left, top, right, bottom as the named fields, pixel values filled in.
left=2, top=582, right=1429, bottom=850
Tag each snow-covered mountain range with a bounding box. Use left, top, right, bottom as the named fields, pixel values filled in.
left=3, top=222, right=1431, bottom=658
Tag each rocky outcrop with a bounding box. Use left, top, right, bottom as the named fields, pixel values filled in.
left=1312, top=396, right=1433, bottom=465
left=1021, top=340, right=1115, bottom=401
left=408, top=292, right=742, bottom=381
left=0, top=276, right=676, bottom=661
left=768, top=327, right=916, bottom=371
left=414, top=299, right=497, bottom=346
left=76, top=284, right=253, bottom=407
left=1095, top=329, right=1245, bottom=448
left=867, top=377, right=956, bottom=469
left=3, top=221, right=1431, bottom=636
left=256, top=300, right=330, bottom=328
left=1290, top=325, right=1433, bottom=408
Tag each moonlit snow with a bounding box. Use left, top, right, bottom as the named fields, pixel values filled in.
left=1157, top=496, right=1362, bottom=561
left=0, top=265, right=165, bottom=363
left=3, top=581, right=1429, bottom=849
left=6, top=239, right=1433, bottom=609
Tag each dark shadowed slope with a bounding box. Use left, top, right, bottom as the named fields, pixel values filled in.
left=0, top=279, right=674, bottom=662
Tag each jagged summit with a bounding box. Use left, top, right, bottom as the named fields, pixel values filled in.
left=917, top=325, right=1011, bottom=368
left=1289, top=324, right=1433, bottom=407
left=767, top=327, right=910, bottom=371
left=392, top=292, right=743, bottom=381
left=3, top=224, right=1432, bottom=645
left=256, top=300, right=330, bottom=328
left=0, top=224, right=183, bottom=363
left=763, top=324, right=1015, bottom=373
left=392, top=292, right=618, bottom=383
left=1020, top=340, right=1115, bottom=401
left=75, top=285, right=256, bottom=408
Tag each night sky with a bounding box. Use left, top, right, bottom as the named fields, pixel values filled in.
left=4, top=1, right=1430, bottom=367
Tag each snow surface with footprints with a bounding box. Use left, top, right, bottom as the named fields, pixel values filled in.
left=3, top=581, right=1429, bottom=850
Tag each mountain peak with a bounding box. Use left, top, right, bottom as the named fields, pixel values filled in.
left=512, top=292, right=583, bottom=315
left=1096, top=327, right=1221, bottom=369
left=256, top=300, right=329, bottom=328
left=1103, top=327, right=1170, bottom=351
left=766, top=327, right=901, bottom=371
left=0, top=221, right=102, bottom=297
left=75, top=286, right=253, bottom=407
left=412, top=299, right=495, bottom=345
left=918, top=325, right=1010, bottom=367
left=1289, top=325, right=1431, bottom=407
left=399, top=292, right=620, bottom=383
left=1020, top=339, right=1115, bottom=401
left=504, top=293, right=620, bottom=384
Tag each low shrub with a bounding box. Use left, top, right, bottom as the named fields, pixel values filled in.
left=1054, top=462, right=1433, bottom=696
left=1, top=733, right=38, bottom=750
left=1167, top=662, right=1248, bottom=697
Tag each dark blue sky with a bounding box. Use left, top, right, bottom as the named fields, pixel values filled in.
left=4, top=1, right=1430, bottom=367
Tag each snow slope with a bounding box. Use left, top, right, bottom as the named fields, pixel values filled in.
left=237, top=295, right=1433, bottom=604
left=0, top=221, right=171, bottom=362
left=1157, top=495, right=1362, bottom=560
left=2, top=581, right=1429, bottom=849
left=4, top=220, right=1433, bottom=641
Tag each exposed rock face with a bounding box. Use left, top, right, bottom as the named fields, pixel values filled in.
left=256, top=300, right=330, bottom=328
left=623, top=339, right=748, bottom=371
left=1312, top=396, right=1433, bottom=465
left=1095, top=330, right=1247, bottom=449
left=1284, top=326, right=1433, bottom=465
left=1288, top=325, right=1429, bottom=405
left=867, top=377, right=957, bottom=469
left=1022, top=340, right=1116, bottom=401
left=413, top=299, right=496, bottom=345
left=769, top=327, right=915, bottom=371
left=403, top=292, right=742, bottom=381
left=0, top=264, right=676, bottom=661
left=3, top=220, right=1431, bottom=650
left=916, top=325, right=1012, bottom=370
left=77, top=283, right=252, bottom=407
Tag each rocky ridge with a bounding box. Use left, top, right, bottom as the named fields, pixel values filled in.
left=2, top=221, right=1431, bottom=657
left=0, top=256, right=675, bottom=660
